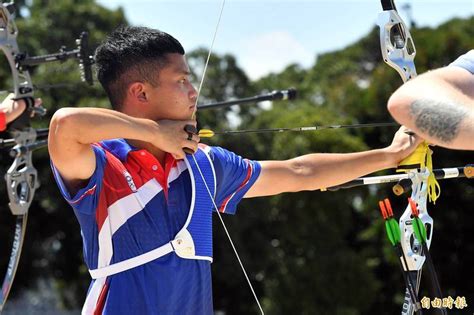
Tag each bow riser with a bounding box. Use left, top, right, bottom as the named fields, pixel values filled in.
left=5, top=131, right=39, bottom=216
left=399, top=170, right=432, bottom=271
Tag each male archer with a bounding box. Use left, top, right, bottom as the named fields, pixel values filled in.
left=46, top=26, right=421, bottom=314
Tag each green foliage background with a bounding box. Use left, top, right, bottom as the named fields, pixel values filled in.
left=0, top=1, right=472, bottom=314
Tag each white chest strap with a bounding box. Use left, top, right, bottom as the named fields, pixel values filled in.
left=89, top=230, right=196, bottom=279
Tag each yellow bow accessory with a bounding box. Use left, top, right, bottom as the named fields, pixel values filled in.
left=397, top=141, right=440, bottom=204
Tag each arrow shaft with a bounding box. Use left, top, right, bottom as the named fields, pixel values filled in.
left=209, top=122, right=398, bottom=136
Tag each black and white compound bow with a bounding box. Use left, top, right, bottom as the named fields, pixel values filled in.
left=0, top=2, right=93, bottom=311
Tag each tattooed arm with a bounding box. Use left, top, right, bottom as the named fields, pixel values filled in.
left=387, top=52, right=474, bottom=150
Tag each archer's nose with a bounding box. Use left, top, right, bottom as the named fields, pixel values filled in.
left=189, top=84, right=198, bottom=101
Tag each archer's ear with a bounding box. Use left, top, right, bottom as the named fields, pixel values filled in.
left=128, top=82, right=148, bottom=103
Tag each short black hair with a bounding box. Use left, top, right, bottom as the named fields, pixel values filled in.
left=95, top=26, right=185, bottom=110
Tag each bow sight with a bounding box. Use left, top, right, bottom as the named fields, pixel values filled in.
left=15, top=31, right=94, bottom=87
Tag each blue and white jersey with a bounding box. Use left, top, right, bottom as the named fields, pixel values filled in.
left=51, top=139, right=261, bottom=315
left=450, top=50, right=474, bottom=74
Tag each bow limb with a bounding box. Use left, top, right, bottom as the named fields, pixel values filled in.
left=378, top=1, right=417, bottom=82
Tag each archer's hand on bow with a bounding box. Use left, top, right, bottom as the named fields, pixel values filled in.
left=1, top=93, right=42, bottom=124
left=386, top=126, right=424, bottom=167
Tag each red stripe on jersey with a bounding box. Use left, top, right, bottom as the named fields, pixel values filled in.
left=69, top=185, right=97, bottom=205
left=94, top=150, right=136, bottom=231
left=93, top=281, right=109, bottom=315
left=95, top=185, right=109, bottom=231
left=219, top=160, right=253, bottom=213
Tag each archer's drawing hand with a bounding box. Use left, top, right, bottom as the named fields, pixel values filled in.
left=153, top=119, right=200, bottom=159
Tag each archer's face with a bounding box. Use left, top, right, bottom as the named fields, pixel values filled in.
left=147, top=53, right=198, bottom=121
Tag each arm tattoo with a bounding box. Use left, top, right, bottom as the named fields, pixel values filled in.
left=409, top=98, right=467, bottom=143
